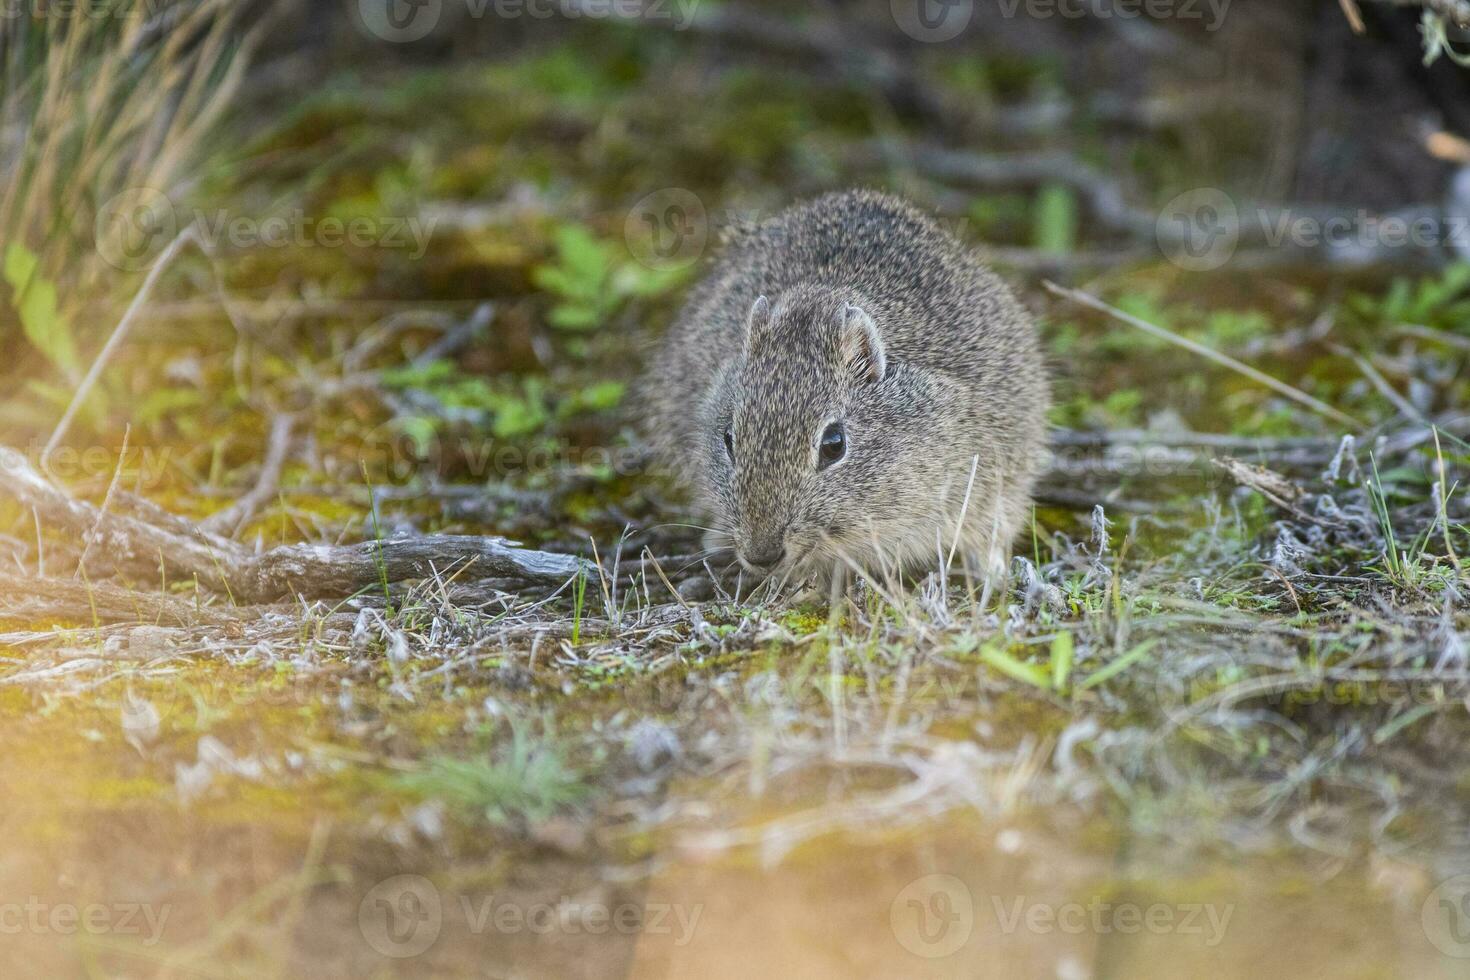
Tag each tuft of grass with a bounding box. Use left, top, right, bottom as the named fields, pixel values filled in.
left=395, top=724, right=589, bottom=827
left=1, top=2, right=263, bottom=397
left=571, top=569, right=588, bottom=646
left=361, top=462, right=393, bottom=612
left=1077, top=638, right=1159, bottom=692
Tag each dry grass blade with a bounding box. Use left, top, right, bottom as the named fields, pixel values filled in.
left=1042, top=280, right=1363, bottom=429
left=43, top=224, right=203, bottom=458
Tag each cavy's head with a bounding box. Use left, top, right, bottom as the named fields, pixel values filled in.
left=700, top=284, right=961, bottom=579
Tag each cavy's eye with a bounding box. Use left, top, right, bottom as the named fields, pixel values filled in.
left=723, top=424, right=735, bottom=461
left=817, top=421, right=846, bottom=470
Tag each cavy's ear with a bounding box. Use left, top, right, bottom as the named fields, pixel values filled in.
left=743, top=295, right=771, bottom=351
left=838, top=303, right=886, bottom=383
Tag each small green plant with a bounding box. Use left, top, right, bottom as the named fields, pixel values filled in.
left=2, top=242, right=78, bottom=378
left=381, top=362, right=550, bottom=439
left=396, top=724, right=588, bottom=827
left=381, top=361, right=625, bottom=442
left=532, top=224, right=684, bottom=332
left=571, top=569, right=588, bottom=645
left=1349, top=262, right=1470, bottom=328
left=1366, top=454, right=1445, bottom=591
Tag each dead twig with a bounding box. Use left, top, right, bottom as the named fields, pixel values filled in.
left=199, top=412, right=298, bottom=537
left=0, top=444, right=591, bottom=602
left=44, top=224, right=202, bottom=462
left=412, top=301, right=495, bottom=367
left=1213, top=457, right=1348, bottom=529
left=1395, top=322, right=1470, bottom=352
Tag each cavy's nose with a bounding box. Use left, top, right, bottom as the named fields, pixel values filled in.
left=741, top=544, right=786, bottom=570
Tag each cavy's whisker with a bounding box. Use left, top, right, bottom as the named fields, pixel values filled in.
left=645, top=521, right=733, bottom=536
left=671, top=548, right=730, bottom=576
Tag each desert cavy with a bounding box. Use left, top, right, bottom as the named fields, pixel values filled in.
left=643, top=189, right=1048, bottom=582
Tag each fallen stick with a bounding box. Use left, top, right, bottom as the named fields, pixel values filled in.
left=0, top=571, right=243, bottom=628
left=1, top=445, right=591, bottom=603
left=2, top=443, right=250, bottom=593
left=229, top=535, right=588, bottom=602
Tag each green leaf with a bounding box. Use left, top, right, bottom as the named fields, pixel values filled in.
left=530, top=265, right=581, bottom=299
left=978, top=643, right=1052, bottom=690
left=4, top=240, right=38, bottom=283
left=568, top=380, right=625, bottom=413
left=1078, top=639, right=1159, bottom=691
left=380, top=360, right=457, bottom=389
left=1032, top=183, right=1078, bottom=255
left=554, top=225, right=611, bottom=287
left=3, top=242, right=78, bottom=374
left=1050, top=631, right=1074, bottom=693
left=490, top=380, right=549, bottom=438
left=548, top=303, right=600, bottom=331
left=611, top=262, right=687, bottom=298
left=395, top=415, right=440, bottom=456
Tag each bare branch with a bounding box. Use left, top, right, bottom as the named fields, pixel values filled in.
left=198, top=412, right=298, bottom=537
left=0, top=445, right=591, bottom=603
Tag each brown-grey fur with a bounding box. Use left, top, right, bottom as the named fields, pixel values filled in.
left=642, top=189, right=1049, bottom=580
